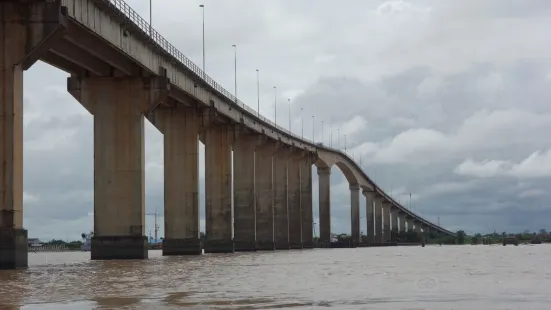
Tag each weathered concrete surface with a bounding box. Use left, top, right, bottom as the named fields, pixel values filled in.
left=415, top=222, right=422, bottom=234
left=288, top=155, right=302, bottom=249
left=391, top=208, right=398, bottom=232
left=255, top=144, right=274, bottom=250
left=407, top=218, right=414, bottom=232
left=317, top=167, right=331, bottom=246
left=233, top=133, right=257, bottom=251
left=68, top=76, right=168, bottom=260
left=350, top=184, right=360, bottom=247
left=374, top=195, right=383, bottom=243
left=148, top=104, right=201, bottom=255
left=0, top=228, right=27, bottom=269
left=300, top=155, right=313, bottom=248
left=382, top=202, right=391, bottom=242
left=363, top=190, right=375, bottom=244
left=273, top=150, right=289, bottom=250
left=204, top=124, right=233, bottom=253
left=399, top=213, right=407, bottom=232
left=1, top=0, right=67, bottom=269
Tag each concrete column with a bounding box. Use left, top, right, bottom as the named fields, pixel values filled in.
left=399, top=213, right=407, bottom=233
left=407, top=218, right=414, bottom=232
left=382, top=202, right=391, bottom=242
left=363, top=190, right=375, bottom=244
left=1, top=0, right=67, bottom=269
left=288, top=155, right=302, bottom=249
left=374, top=195, right=383, bottom=243
left=255, top=145, right=274, bottom=250
left=391, top=208, right=398, bottom=232
left=204, top=124, right=233, bottom=253
left=68, top=75, right=170, bottom=260
left=317, top=167, right=331, bottom=246
left=148, top=105, right=200, bottom=255
left=273, top=150, right=289, bottom=249
left=415, top=222, right=422, bottom=234
left=300, top=154, right=313, bottom=248
left=233, top=134, right=258, bottom=251
left=350, top=184, right=360, bottom=247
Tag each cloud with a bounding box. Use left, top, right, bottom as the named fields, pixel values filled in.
left=455, top=149, right=551, bottom=179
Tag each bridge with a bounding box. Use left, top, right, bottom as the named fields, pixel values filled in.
left=0, top=0, right=456, bottom=269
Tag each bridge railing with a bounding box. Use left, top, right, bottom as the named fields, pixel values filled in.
left=100, top=0, right=451, bottom=235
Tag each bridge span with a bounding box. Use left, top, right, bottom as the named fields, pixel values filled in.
left=0, top=0, right=455, bottom=269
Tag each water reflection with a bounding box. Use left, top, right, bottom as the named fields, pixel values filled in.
left=0, top=246, right=550, bottom=309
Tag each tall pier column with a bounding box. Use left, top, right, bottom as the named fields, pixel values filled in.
left=374, top=195, right=383, bottom=243
left=148, top=105, right=201, bottom=255
left=382, top=201, right=391, bottom=242
left=317, top=167, right=331, bottom=247
left=273, top=149, right=289, bottom=249
left=415, top=222, right=422, bottom=234
left=399, top=213, right=407, bottom=233
left=363, top=190, right=375, bottom=244
left=233, top=133, right=258, bottom=251
left=300, top=154, right=313, bottom=248
left=68, top=74, right=170, bottom=260
left=407, top=218, right=414, bottom=232
left=288, top=154, right=302, bottom=249
left=204, top=123, right=233, bottom=253
left=391, top=208, right=398, bottom=232
left=255, top=144, right=274, bottom=250
left=350, top=184, right=360, bottom=247
left=1, top=0, right=67, bottom=269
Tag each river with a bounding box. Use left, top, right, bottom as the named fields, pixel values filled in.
left=0, top=244, right=549, bottom=309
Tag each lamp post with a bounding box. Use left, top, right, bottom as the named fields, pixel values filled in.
left=301, top=108, right=304, bottom=138
left=273, top=86, right=277, bottom=126
left=256, top=69, right=260, bottom=117
left=232, top=44, right=237, bottom=104
left=344, top=134, right=347, bottom=153
left=321, top=120, right=324, bottom=145
left=288, top=98, right=291, bottom=131
left=149, top=0, right=152, bottom=36
left=312, top=115, right=315, bottom=142
left=199, top=4, right=205, bottom=73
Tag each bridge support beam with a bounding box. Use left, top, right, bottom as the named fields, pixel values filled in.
left=382, top=202, right=391, bottom=242
left=350, top=184, right=360, bottom=247
left=0, top=0, right=68, bottom=270
left=317, top=167, right=331, bottom=247
left=363, top=190, right=375, bottom=245
left=374, top=195, right=383, bottom=243
left=399, top=213, right=407, bottom=233
left=255, top=144, right=274, bottom=250
left=273, top=150, right=289, bottom=250
left=288, top=155, right=302, bottom=249
left=68, top=75, right=170, bottom=260
left=233, top=133, right=257, bottom=252
left=148, top=105, right=201, bottom=255
left=204, top=124, right=233, bottom=253
left=300, top=155, right=313, bottom=249
left=391, top=208, right=398, bottom=241
left=407, top=218, right=414, bottom=232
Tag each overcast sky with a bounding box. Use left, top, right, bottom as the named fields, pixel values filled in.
left=22, top=0, right=551, bottom=240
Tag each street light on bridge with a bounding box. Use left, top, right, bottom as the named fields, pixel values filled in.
left=232, top=44, right=237, bottom=104
left=256, top=69, right=260, bottom=117
left=273, top=86, right=277, bottom=126
left=199, top=4, right=205, bottom=73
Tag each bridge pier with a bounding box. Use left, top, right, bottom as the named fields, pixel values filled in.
left=288, top=155, right=303, bottom=249
left=317, top=167, right=331, bottom=247
left=391, top=208, right=398, bottom=240
left=350, top=185, right=361, bottom=247
left=148, top=104, right=201, bottom=255
left=69, top=75, right=170, bottom=260
left=300, top=155, right=313, bottom=249
left=255, top=144, right=275, bottom=250
left=0, top=0, right=67, bottom=270
left=273, top=149, right=290, bottom=250
left=204, top=124, right=234, bottom=253
left=363, top=190, right=375, bottom=244
left=382, top=201, right=391, bottom=242
left=233, top=133, right=257, bottom=252
left=399, top=213, right=407, bottom=233
left=374, top=195, right=383, bottom=243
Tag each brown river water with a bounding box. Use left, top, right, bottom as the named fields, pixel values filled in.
left=0, top=245, right=550, bottom=309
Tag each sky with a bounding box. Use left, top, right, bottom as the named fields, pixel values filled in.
left=21, top=0, right=551, bottom=240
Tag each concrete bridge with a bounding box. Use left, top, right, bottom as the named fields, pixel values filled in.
left=0, top=0, right=455, bottom=269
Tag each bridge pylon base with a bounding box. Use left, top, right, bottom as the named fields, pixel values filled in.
left=0, top=228, right=27, bottom=270
left=91, top=236, right=148, bottom=260
left=162, top=238, right=201, bottom=256
left=204, top=239, right=234, bottom=253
